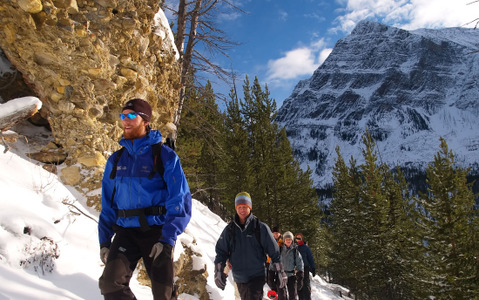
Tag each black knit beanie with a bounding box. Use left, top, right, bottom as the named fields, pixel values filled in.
left=122, top=98, right=152, bottom=122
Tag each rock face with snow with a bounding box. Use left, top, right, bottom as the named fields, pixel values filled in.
left=276, top=20, right=479, bottom=192
left=0, top=1, right=180, bottom=207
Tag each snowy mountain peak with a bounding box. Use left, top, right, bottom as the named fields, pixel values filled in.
left=277, top=21, right=479, bottom=190
left=351, top=20, right=401, bottom=36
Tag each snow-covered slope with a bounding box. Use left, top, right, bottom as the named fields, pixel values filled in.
left=277, top=20, right=479, bottom=189
left=0, top=111, right=346, bottom=299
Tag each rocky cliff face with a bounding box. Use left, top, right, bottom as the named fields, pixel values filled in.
left=277, top=21, right=479, bottom=193
left=0, top=0, right=181, bottom=208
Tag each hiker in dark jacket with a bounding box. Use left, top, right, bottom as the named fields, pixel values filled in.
left=98, top=98, right=192, bottom=300
left=214, top=192, right=288, bottom=300
left=295, top=233, right=316, bottom=300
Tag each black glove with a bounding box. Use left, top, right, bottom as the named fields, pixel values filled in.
left=214, top=263, right=227, bottom=290
left=311, top=268, right=316, bottom=277
left=296, top=271, right=304, bottom=291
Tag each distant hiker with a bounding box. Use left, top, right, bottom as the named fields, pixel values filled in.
left=214, top=192, right=288, bottom=300
left=280, top=231, right=304, bottom=300
left=267, top=225, right=284, bottom=292
left=295, top=233, right=316, bottom=300
left=98, top=98, right=192, bottom=300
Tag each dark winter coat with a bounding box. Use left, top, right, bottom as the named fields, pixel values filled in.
left=214, top=213, right=281, bottom=283
left=98, top=130, right=192, bottom=248
left=297, top=242, right=315, bottom=270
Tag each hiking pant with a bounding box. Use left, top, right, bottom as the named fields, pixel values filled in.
left=236, top=275, right=265, bottom=300
left=99, top=226, right=174, bottom=300
left=298, top=266, right=311, bottom=300
left=267, top=269, right=277, bottom=291
left=286, top=275, right=297, bottom=300
left=267, top=270, right=288, bottom=300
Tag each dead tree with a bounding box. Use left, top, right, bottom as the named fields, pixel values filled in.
left=162, top=0, right=245, bottom=127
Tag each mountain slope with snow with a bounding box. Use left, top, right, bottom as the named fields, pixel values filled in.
left=277, top=20, right=479, bottom=190
left=0, top=109, right=345, bottom=299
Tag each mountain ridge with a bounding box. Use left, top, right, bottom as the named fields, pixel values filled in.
left=276, top=20, right=479, bottom=192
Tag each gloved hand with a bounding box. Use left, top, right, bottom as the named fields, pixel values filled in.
left=100, top=247, right=109, bottom=264
left=149, top=242, right=164, bottom=261
left=273, top=262, right=288, bottom=289
left=214, top=263, right=227, bottom=290
left=311, top=268, right=316, bottom=277
left=296, top=271, right=304, bottom=291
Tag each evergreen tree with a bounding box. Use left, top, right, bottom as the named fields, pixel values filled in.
left=218, top=84, right=251, bottom=213
left=196, top=82, right=224, bottom=210
left=329, top=131, right=424, bottom=299
left=355, top=132, right=391, bottom=298
left=176, top=78, right=225, bottom=213
left=240, top=76, right=278, bottom=218
left=417, top=138, right=479, bottom=299
left=329, top=146, right=363, bottom=293
left=220, top=75, right=321, bottom=245
left=176, top=75, right=204, bottom=186
left=381, top=167, right=425, bottom=299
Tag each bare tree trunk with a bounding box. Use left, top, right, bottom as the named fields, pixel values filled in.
left=174, top=0, right=202, bottom=127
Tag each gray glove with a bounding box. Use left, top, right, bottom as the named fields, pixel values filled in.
left=149, top=242, right=164, bottom=261
left=273, top=262, right=288, bottom=289
left=100, top=247, right=109, bottom=264
left=214, top=263, right=227, bottom=290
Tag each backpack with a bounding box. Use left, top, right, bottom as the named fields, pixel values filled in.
left=109, top=137, right=175, bottom=181
left=226, top=216, right=264, bottom=254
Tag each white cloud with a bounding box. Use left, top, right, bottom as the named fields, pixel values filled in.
left=266, top=47, right=320, bottom=81
left=334, top=0, right=479, bottom=33
left=265, top=37, right=332, bottom=84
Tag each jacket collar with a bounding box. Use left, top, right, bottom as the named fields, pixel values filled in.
left=119, top=130, right=163, bottom=154
left=234, top=212, right=254, bottom=230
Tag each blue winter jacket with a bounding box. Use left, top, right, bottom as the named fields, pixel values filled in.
left=214, top=213, right=280, bottom=283
left=98, top=130, right=192, bottom=248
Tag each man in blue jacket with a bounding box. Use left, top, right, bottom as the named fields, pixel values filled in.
left=98, top=98, right=192, bottom=300
left=214, top=192, right=288, bottom=300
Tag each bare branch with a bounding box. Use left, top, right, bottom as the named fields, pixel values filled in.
left=62, top=199, right=98, bottom=224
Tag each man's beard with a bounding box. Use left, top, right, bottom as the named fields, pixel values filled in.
left=123, top=125, right=145, bottom=140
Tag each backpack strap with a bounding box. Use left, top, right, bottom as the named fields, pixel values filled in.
left=108, top=147, right=126, bottom=208
left=109, top=147, right=126, bottom=179
left=109, top=142, right=166, bottom=181
left=148, top=142, right=164, bottom=179
left=294, top=248, right=297, bottom=268
left=227, top=221, right=235, bottom=255
left=254, top=217, right=265, bottom=254
left=108, top=142, right=167, bottom=207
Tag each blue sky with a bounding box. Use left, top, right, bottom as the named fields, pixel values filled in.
left=165, top=0, right=478, bottom=108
